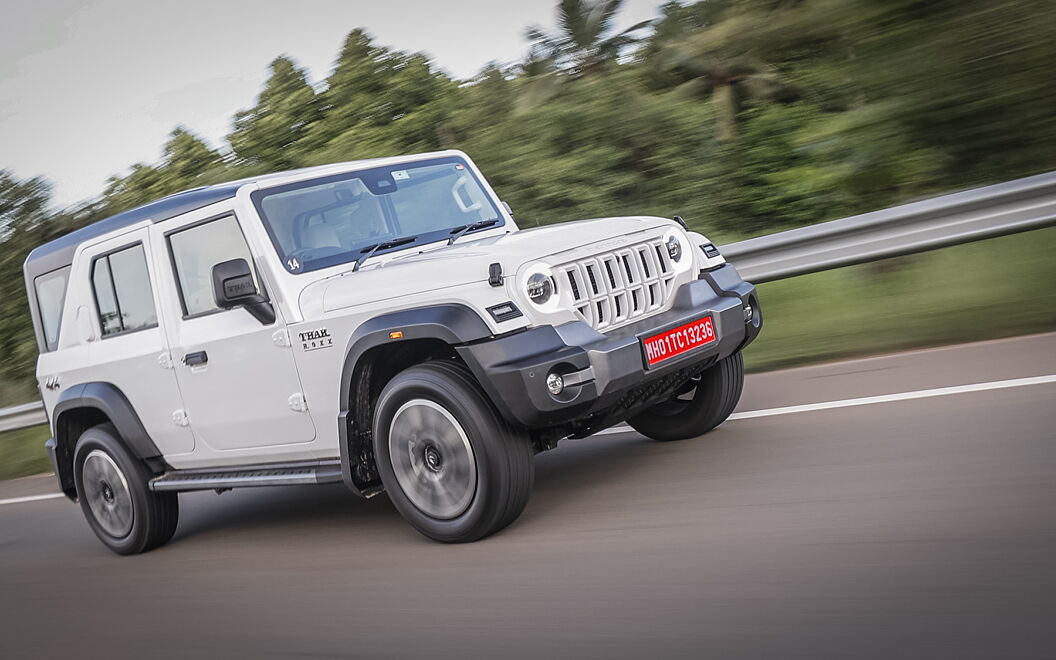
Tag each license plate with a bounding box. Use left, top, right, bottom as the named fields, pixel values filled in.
left=642, top=315, right=717, bottom=366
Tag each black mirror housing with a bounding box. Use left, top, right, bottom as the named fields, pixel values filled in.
left=212, top=258, right=258, bottom=308
left=211, top=259, right=276, bottom=325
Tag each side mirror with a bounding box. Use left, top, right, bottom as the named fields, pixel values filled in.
left=211, top=259, right=276, bottom=325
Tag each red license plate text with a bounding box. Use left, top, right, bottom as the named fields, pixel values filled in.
left=642, top=316, right=716, bottom=366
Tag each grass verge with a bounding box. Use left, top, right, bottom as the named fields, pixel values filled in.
left=743, top=227, right=1056, bottom=371
left=0, top=424, right=51, bottom=481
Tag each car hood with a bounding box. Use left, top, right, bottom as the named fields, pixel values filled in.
left=299, top=215, right=678, bottom=315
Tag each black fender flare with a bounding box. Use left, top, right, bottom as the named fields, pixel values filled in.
left=53, top=382, right=162, bottom=460
left=49, top=382, right=162, bottom=499
left=337, top=304, right=495, bottom=495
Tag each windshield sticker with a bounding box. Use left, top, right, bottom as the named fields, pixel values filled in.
left=286, top=257, right=303, bottom=272
left=299, top=327, right=333, bottom=352
left=392, top=170, right=410, bottom=180
left=454, top=163, right=465, bottom=170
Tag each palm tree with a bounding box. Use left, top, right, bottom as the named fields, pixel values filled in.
left=660, top=14, right=793, bottom=141
left=526, top=0, right=653, bottom=77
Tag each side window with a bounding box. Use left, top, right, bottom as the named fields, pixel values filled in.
left=168, top=215, right=257, bottom=317
left=91, top=244, right=158, bottom=337
left=34, top=266, right=71, bottom=351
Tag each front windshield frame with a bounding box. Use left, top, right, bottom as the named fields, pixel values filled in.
left=249, top=155, right=505, bottom=275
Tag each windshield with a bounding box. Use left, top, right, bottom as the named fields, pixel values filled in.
left=250, top=156, right=503, bottom=273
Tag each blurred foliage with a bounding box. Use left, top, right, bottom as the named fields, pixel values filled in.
left=1, top=0, right=1055, bottom=400
left=0, top=172, right=79, bottom=403
left=525, top=0, right=654, bottom=77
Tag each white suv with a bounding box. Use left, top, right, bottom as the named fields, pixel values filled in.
left=23, top=150, right=761, bottom=553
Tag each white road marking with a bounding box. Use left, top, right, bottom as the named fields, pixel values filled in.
left=0, top=493, right=65, bottom=506
left=3, top=375, right=1055, bottom=507
left=597, top=374, right=1056, bottom=435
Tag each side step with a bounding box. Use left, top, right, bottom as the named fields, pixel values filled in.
left=149, top=459, right=342, bottom=492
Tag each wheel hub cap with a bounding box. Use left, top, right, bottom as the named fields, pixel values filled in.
left=423, top=445, right=443, bottom=472
left=389, top=399, right=477, bottom=519
left=82, top=449, right=134, bottom=538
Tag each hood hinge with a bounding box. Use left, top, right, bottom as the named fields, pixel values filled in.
left=488, top=262, right=503, bottom=287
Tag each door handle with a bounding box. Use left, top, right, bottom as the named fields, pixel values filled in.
left=183, top=351, right=208, bottom=366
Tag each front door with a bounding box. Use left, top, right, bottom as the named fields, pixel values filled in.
left=151, top=211, right=316, bottom=452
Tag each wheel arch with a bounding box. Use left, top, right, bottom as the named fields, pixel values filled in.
left=51, top=382, right=164, bottom=499
left=337, top=304, right=494, bottom=496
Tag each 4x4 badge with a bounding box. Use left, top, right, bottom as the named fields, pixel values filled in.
left=299, top=327, right=333, bottom=352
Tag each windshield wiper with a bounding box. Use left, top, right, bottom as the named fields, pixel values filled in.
left=448, top=219, right=500, bottom=245
left=352, top=235, right=417, bottom=272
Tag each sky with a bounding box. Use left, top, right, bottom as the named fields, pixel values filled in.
left=0, top=0, right=665, bottom=208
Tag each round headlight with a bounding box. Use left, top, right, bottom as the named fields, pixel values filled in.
left=666, top=235, right=683, bottom=262
left=526, top=273, right=554, bottom=305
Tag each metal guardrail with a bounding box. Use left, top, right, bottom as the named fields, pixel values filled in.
left=0, top=401, right=47, bottom=433
left=2, top=170, right=1055, bottom=433
left=722, top=170, right=1056, bottom=283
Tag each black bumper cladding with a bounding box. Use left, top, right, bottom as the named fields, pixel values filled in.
left=459, top=263, right=761, bottom=429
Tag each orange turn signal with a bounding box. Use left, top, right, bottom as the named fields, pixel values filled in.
left=389, top=331, right=404, bottom=340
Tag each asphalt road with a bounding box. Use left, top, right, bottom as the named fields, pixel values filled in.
left=2, top=333, right=1055, bottom=659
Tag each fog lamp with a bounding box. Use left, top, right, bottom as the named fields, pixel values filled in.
left=743, top=304, right=754, bottom=323
left=546, top=371, right=564, bottom=395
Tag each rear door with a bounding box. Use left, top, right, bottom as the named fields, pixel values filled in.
left=150, top=211, right=316, bottom=453
left=66, top=228, right=195, bottom=457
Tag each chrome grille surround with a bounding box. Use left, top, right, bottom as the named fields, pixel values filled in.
left=558, top=238, right=677, bottom=331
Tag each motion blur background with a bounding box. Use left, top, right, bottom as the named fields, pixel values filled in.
left=1, top=0, right=1054, bottom=477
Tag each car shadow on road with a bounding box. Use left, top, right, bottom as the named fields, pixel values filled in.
left=169, top=430, right=670, bottom=546
left=524, top=431, right=663, bottom=518
left=172, top=482, right=400, bottom=542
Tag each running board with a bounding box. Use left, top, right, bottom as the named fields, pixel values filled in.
left=149, top=459, right=342, bottom=492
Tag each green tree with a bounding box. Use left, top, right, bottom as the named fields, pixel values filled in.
left=313, top=29, right=393, bottom=142
left=0, top=173, right=71, bottom=400
left=641, top=0, right=732, bottom=61
left=0, top=171, right=52, bottom=237
left=526, top=0, right=653, bottom=76
left=163, top=127, right=223, bottom=185
left=837, top=0, right=1056, bottom=187
left=303, top=31, right=458, bottom=165
left=228, top=56, right=320, bottom=168
left=103, top=127, right=225, bottom=214
left=647, top=0, right=844, bottom=141
left=102, top=164, right=166, bottom=213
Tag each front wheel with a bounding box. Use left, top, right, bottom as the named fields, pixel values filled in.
left=373, top=360, right=534, bottom=543
left=628, top=352, right=745, bottom=442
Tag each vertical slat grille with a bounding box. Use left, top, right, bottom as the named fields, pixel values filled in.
left=567, top=271, right=581, bottom=300
left=586, top=264, right=599, bottom=294
left=558, top=238, right=677, bottom=331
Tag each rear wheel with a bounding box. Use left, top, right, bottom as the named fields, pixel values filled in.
left=628, top=352, right=744, bottom=442
left=373, top=360, right=534, bottom=543
left=73, top=424, right=178, bottom=555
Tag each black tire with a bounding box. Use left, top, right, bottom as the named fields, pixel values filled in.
left=373, top=360, right=534, bottom=543
left=628, top=352, right=745, bottom=442
left=73, top=423, right=178, bottom=555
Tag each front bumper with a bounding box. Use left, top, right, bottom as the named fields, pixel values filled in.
left=459, top=263, right=761, bottom=429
